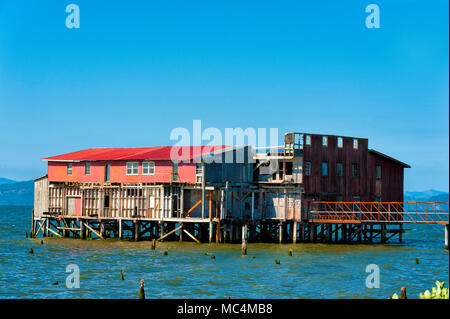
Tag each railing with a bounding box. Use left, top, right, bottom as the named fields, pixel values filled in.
left=309, top=202, right=449, bottom=224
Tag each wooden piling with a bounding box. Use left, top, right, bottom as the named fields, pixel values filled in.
left=80, top=220, right=86, bottom=240
left=293, top=221, right=297, bottom=244
left=242, top=224, right=247, bottom=255
left=134, top=220, right=140, bottom=241
left=279, top=222, right=283, bottom=244
left=209, top=221, right=213, bottom=243
left=445, top=224, right=448, bottom=250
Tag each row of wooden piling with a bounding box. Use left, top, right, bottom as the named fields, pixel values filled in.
left=31, top=217, right=408, bottom=245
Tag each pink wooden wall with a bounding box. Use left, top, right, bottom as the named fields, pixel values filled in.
left=48, top=160, right=197, bottom=184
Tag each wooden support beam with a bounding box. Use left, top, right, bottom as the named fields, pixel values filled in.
left=183, top=199, right=202, bottom=217
left=158, top=224, right=182, bottom=241
left=47, top=227, right=63, bottom=238
left=183, top=228, right=201, bottom=244
left=83, top=222, right=104, bottom=239
left=33, top=220, right=46, bottom=238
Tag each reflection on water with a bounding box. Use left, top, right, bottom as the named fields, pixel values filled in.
left=0, top=206, right=448, bottom=299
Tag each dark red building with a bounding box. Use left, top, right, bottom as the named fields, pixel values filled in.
left=298, top=133, right=410, bottom=204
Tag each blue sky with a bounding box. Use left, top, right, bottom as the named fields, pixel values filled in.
left=0, top=0, right=448, bottom=191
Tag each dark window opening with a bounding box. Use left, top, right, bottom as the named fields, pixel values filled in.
left=337, top=163, right=343, bottom=177
left=322, top=162, right=328, bottom=176
left=376, top=165, right=382, bottom=180
left=104, top=195, right=110, bottom=208
left=305, top=161, right=311, bottom=176
left=285, top=162, right=293, bottom=175
left=352, top=163, right=358, bottom=178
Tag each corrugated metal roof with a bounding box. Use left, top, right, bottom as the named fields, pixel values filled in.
left=42, top=146, right=230, bottom=162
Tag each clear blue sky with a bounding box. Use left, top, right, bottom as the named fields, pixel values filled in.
left=0, top=0, right=448, bottom=191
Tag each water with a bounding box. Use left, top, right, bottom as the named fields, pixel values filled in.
left=0, top=205, right=448, bottom=299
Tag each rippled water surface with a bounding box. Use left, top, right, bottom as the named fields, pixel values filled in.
left=0, top=206, right=448, bottom=299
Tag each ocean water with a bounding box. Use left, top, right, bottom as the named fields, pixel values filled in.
left=0, top=205, right=448, bottom=299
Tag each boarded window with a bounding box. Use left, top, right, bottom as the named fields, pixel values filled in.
left=322, top=162, right=328, bottom=176
left=305, top=161, right=311, bottom=176
left=337, top=137, right=343, bottom=148
left=85, top=162, right=90, bottom=175
left=322, top=136, right=328, bottom=146
left=67, top=163, right=72, bottom=175
left=353, top=139, right=358, bottom=149
left=352, top=163, right=358, bottom=178
left=142, top=161, right=155, bottom=175
left=337, top=163, right=343, bottom=177
left=376, top=165, right=382, bottom=180
left=126, top=162, right=138, bottom=175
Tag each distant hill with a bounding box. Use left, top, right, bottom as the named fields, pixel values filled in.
left=404, top=189, right=449, bottom=202
left=0, top=180, right=34, bottom=206
left=0, top=177, right=17, bottom=185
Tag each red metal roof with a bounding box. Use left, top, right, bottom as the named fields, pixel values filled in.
left=42, top=146, right=229, bottom=162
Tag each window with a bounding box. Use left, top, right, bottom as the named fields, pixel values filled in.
left=285, top=162, right=293, bottom=175
left=196, top=163, right=202, bottom=175
left=352, top=163, right=358, bottom=178
left=85, top=162, right=90, bottom=175
left=126, top=162, right=138, bottom=175
left=337, top=137, right=343, bottom=148
left=172, top=162, right=178, bottom=181
left=305, top=135, right=311, bottom=146
left=376, top=196, right=382, bottom=202
left=104, top=195, right=110, bottom=208
left=305, top=161, right=311, bottom=176
left=322, top=136, right=328, bottom=146
left=104, top=164, right=110, bottom=182
left=67, top=163, right=72, bottom=175
left=353, top=196, right=360, bottom=202
left=337, top=163, right=343, bottom=177
left=353, top=138, right=358, bottom=149
left=142, top=161, right=155, bottom=175
left=376, top=165, right=382, bottom=180
left=322, top=162, right=328, bottom=176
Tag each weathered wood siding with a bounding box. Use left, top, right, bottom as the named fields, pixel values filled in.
left=33, top=175, right=48, bottom=218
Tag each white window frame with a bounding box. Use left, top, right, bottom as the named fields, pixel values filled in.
left=305, top=135, right=311, bottom=146
left=353, top=138, right=358, bottom=149
left=322, top=136, right=328, bottom=146
left=126, top=162, right=139, bottom=175
left=142, top=161, right=155, bottom=175
left=195, top=163, right=202, bottom=176
left=337, top=137, right=343, bottom=148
